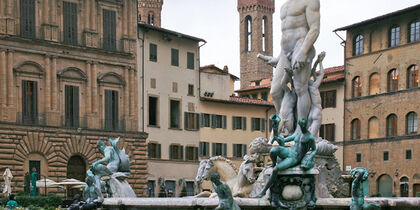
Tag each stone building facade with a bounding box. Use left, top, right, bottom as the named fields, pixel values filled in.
left=138, top=0, right=163, bottom=27
left=0, top=0, right=147, bottom=196
left=237, top=0, right=274, bottom=88
left=335, top=4, right=420, bottom=197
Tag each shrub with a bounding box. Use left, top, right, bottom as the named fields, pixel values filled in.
left=416, top=192, right=420, bottom=197
left=1, top=195, right=62, bottom=208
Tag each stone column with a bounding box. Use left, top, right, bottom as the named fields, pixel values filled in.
left=90, top=0, right=96, bottom=31
left=129, top=68, right=134, bottom=116
left=6, top=50, right=13, bottom=106
left=85, top=62, right=92, bottom=114
left=0, top=50, right=6, bottom=106
left=51, top=56, right=57, bottom=110
left=44, top=56, right=51, bottom=111
left=91, top=62, right=98, bottom=113
left=124, top=67, right=129, bottom=117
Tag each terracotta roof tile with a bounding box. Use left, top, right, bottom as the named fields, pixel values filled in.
left=201, top=96, right=273, bottom=106
left=235, top=83, right=271, bottom=92
left=324, top=66, right=344, bottom=74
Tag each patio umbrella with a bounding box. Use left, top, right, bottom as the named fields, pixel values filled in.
left=3, top=168, right=13, bottom=195
left=56, top=178, right=86, bottom=186
left=35, top=178, right=59, bottom=188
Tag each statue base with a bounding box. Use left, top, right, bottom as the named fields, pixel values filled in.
left=270, top=166, right=318, bottom=210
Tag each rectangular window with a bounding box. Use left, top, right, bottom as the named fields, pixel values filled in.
left=187, top=52, right=195, bottom=69
left=319, top=124, right=335, bottom=141
left=147, top=143, right=161, bottom=159
left=211, top=114, right=226, bottom=129
left=212, top=143, right=227, bottom=156
left=383, top=151, right=389, bottom=161
left=149, top=43, right=157, bottom=62
left=200, top=113, right=210, bottom=127
left=356, top=153, right=362, bottom=163
left=320, top=90, right=336, bottom=108
left=251, top=93, right=258, bottom=99
left=172, top=82, right=178, bottom=93
left=171, top=48, right=179, bottom=66
left=169, top=145, right=183, bottom=160
left=170, top=100, right=180, bottom=128
left=261, top=92, right=268, bottom=101
left=233, top=144, right=247, bottom=158
left=184, top=112, right=199, bottom=130
left=104, top=90, right=119, bottom=130
left=406, top=150, right=412, bottom=160
left=188, top=84, right=194, bottom=96
left=63, top=1, right=78, bottom=45
left=22, top=80, right=38, bottom=124
left=185, top=146, right=198, bottom=161
left=251, top=118, right=266, bottom=131
left=148, top=96, right=158, bottom=126
left=186, top=181, right=195, bottom=196
left=150, top=78, right=156, bottom=89
left=20, top=0, right=36, bottom=38
left=29, top=160, right=40, bottom=180
left=65, top=85, right=79, bottom=127
left=165, top=180, right=176, bottom=197
left=147, top=180, right=155, bottom=197
left=232, top=116, right=246, bottom=130
left=103, top=9, right=116, bottom=51
left=199, top=142, right=210, bottom=157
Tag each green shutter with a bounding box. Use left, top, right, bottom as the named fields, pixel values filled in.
left=65, top=85, right=71, bottom=126
left=22, top=80, right=28, bottom=121
left=200, top=113, right=204, bottom=127
left=261, top=118, right=266, bottom=132
left=242, top=144, right=247, bottom=157
left=195, top=113, right=200, bottom=130
left=194, top=147, right=198, bottom=160
left=251, top=118, right=255, bottom=131
left=32, top=81, right=38, bottom=123
left=169, top=145, right=173, bottom=160
left=222, top=116, right=227, bottom=129
left=222, top=144, right=227, bottom=157
left=157, top=144, right=161, bottom=159
left=180, top=146, right=184, bottom=160
left=184, top=112, right=188, bottom=130
left=212, top=143, right=216, bottom=156
left=73, top=86, right=79, bottom=127
left=233, top=144, right=237, bottom=158
left=242, top=117, right=247, bottom=130
left=211, top=114, right=216, bottom=128
left=205, top=142, right=209, bottom=157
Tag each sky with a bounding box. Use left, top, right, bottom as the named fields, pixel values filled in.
left=161, top=0, right=420, bottom=81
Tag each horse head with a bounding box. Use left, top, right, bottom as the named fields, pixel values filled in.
left=196, top=159, right=216, bottom=183
left=239, top=155, right=256, bottom=184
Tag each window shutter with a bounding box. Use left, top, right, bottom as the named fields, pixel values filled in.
left=73, top=86, right=79, bottom=127
left=22, top=81, right=28, bottom=120
left=184, top=112, right=188, bottom=130
left=103, top=9, right=116, bottom=50
left=105, top=90, right=112, bottom=129
left=157, top=144, right=161, bottom=159
left=211, top=114, right=216, bottom=128
left=21, top=0, right=36, bottom=38
left=212, top=143, right=216, bottom=156
left=222, top=144, right=227, bottom=157
left=332, top=124, right=336, bottom=141
left=232, top=117, right=236, bottom=130
left=242, top=144, right=247, bottom=157
left=200, top=113, right=204, bottom=127
left=194, top=147, right=198, bottom=160
left=147, top=144, right=152, bottom=158
left=195, top=113, right=200, bottom=130
left=222, top=116, right=227, bottom=129
left=233, top=144, right=237, bottom=158
left=199, top=142, right=203, bottom=156
left=113, top=91, right=119, bottom=130
left=261, top=118, right=266, bottom=132
left=32, top=81, right=38, bottom=122
left=242, top=117, right=247, bottom=130
left=169, top=145, right=173, bottom=160
left=180, top=146, right=184, bottom=160
left=63, top=2, right=78, bottom=45
left=251, top=118, right=255, bottom=131
left=65, top=85, right=71, bottom=126
left=205, top=142, right=209, bottom=157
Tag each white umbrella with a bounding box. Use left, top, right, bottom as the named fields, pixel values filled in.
left=36, top=178, right=59, bottom=188
left=70, top=184, right=86, bottom=189
left=3, top=168, right=13, bottom=195
left=57, top=178, right=86, bottom=186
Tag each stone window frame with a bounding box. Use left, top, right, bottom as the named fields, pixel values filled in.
left=368, top=116, right=379, bottom=139
left=168, top=98, right=182, bottom=129
left=408, top=19, right=420, bottom=43
left=245, top=15, right=252, bottom=52
left=351, top=118, right=361, bottom=140
left=406, top=65, right=419, bottom=89
left=383, top=151, right=390, bottom=162
left=369, top=72, right=381, bottom=95
left=387, top=69, right=399, bottom=92
left=353, top=34, right=364, bottom=56
left=147, top=94, right=160, bottom=127
left=388, top=25, right=400, bottom=48
left=386, top=113, right=398, bottom=137
left=406, top=111, right=418, bottom=135
left=352, top=76, right=362, bottom=98
left=405, top=149, right=412, bottom=160
left=262, top=16, right=268, bottom=52
left=356, top=153, right=362, bottom=163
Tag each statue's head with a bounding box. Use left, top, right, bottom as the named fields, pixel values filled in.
left=240, top=155, right=256, bottom=184
left=210, top=172, right=221, bottom=184
left=97, top=140, right=106, bottom=152
left=298, top=118, right=308, bottom=130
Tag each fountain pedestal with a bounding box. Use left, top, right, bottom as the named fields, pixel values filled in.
left=270, top=167, right=319, bottom=210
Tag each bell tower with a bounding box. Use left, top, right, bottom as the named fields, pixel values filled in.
left=237, top=0, right=275, bottom=88
left=138, top=0, right=164, bottom=27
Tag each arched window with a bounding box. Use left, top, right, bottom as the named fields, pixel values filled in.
left=400, top=177, right=409, bottom=197
left=408, top=20, right=420, bottom=43
left=387, top=114, right=398, bottom=136
left=148, top=13, right=155, bottom=25
left=387, top=69, right=399, bottom=92
left=351, top=119, right=361, bottom=140
left=406, top=112, right=418, bottom=135
left=262, top=16, right=267, bottom=52
left=369, top=73, right=380, bottom=95
left=352, top=76, right=362, bottom=97
left=368, top=117, right=379, bottom=139
left=407, top=65, right=419, bottom=89
left=377, top=174, right=393, bottom=197
left=245, top=16, right=252, bottom=52
left=389, top=26, right=400, bottom=47
left=353, top=34, right=364, bottom=56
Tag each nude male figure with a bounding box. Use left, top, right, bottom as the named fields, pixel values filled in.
left=269, top=0, right=320, bottom=122
left=308, top=52, right=325, bottom=137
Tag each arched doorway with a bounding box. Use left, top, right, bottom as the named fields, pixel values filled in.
left=399, top=177, right=409, bottom=197
left=67, top=155, right=86, bottom=198
left=377, top=174, right=393, bottom=197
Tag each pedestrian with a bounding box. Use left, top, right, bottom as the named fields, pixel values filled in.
left=5, top=194, right=18, bottom=209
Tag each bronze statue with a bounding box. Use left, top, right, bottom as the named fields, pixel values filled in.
left=211, top=173, right=241, bottom=210
left=257, top=115, right=317, bottom=198
left=350, top=168, right=380, bottom=210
